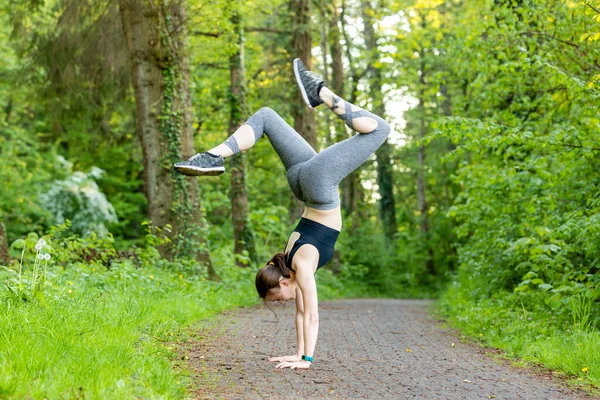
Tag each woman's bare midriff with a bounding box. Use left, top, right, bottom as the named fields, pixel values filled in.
left=283, top=205, right=342, bottom=267
left=302, top=205, right=342, bottom=231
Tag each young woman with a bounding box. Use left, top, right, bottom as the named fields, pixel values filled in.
left=174, top=59, right=390, bottom=370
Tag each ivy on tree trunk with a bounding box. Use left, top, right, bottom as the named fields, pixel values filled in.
left=118, top=0, right=216, bottom=278
left=288, top=0, right=317, bottom=222
left=228, top=6, right=258, bottom=267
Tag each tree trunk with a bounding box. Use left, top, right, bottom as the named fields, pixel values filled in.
left=290, top=0, right=317, bottom=149
left=119, top=0, right=215, bottom=277
left=229, top=9, right=258, bottom=267
left=440, top=82, right=455, bottom=209
left=118, top=0, right=163, bottom=226
left=330, top=0, right=356, bottom=216
left=329, top=1, right=344, bottom=101
left=0, top=219, right=9, bottom=265
left=416, top=43, right=435, bottom=276
left=440, top=81, right=457, bottom=272
left=171, top=4, right=217, bottom=278
left=361, top=0, right=397, bottom=244
left=318, top=0, right=333, bottom=146
left=289, top=0, right=316, bottom=221
left=340, top=0, right=364, bottom=217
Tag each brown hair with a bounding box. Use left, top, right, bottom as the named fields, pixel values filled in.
left=255, top=253, right=290, bottom=299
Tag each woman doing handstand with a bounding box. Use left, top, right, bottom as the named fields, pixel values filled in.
left=174, top=59, right=391, bottom=370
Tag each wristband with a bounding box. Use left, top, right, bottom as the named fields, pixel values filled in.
left=301, top=355, right=313, bottom=362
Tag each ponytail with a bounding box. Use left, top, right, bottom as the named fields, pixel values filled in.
left=255, top=253, right=290, bottom=299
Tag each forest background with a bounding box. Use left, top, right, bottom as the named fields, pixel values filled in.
left=0, top=0, right=599, bottom=398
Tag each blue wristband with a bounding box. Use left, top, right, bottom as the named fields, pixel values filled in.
left=301, top=355, right=313, bottom=362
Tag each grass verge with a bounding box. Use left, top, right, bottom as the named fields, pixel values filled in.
left=0, top=260, right=258, bottom=399
left=439, top=286, right=600, bottom=393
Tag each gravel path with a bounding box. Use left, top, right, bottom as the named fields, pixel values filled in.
left=183, top=299, right=594, bottom=399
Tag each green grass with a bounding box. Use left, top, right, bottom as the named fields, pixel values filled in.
left=522, top=329, right=600, bottom=384
left=0, top=260, right=258, bottom=399
left=439, top=286, right=600, bottom=391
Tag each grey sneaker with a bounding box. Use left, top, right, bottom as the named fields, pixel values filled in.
left=293, top=58, right=324, bottom=109
left=173, top=152, right=225, bottom=176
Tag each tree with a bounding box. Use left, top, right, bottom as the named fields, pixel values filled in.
left=317, top=0, right=333, bottom=147
left=229, top=6, right=258, bottom=267
left=339, top=0, right=366, bottom=218
left=289, top=0, right=317, bottom=220
left=290, top=0, right=317, bottom=149
left=118, top=0, right=215, bottom=276
left=361, top=0, right=397, bottom=244
left=328, top=0, right=359, bottom=216
left=414, top=11, right=435, bottom=276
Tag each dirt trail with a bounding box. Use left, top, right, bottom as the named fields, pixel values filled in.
left=184, top=299, right=594, bottom=399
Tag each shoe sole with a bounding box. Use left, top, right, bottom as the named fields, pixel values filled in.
left=174, top=165, right=225, bottom=176
left=293, top=58, right=314, bottom=110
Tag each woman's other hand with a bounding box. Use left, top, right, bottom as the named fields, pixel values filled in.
left=268, top=355, right=301, bottom=363
left=275, top=360, right=312, bottom=369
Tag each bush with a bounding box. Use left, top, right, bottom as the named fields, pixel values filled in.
left=40, top=167, right=118, bottom=237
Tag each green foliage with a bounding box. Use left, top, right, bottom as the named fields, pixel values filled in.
left=330, top=216, right=442, bottom=298
left=1, top=0, right=144, bottom=245
left=0, top=224, right=258, bottom=398
left=432, top=0, right=600, bottom=325
left=424, top=0, right=600, bottom=387
left=1, top=0, right=599, bottom=393
left=0, top=125, right=53, bottom=238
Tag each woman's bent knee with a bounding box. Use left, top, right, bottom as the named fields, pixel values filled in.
left=257, top=106, right=276, bottom=117
left=379, top=118, right=391, bottom=138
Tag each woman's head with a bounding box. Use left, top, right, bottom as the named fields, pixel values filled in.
left=255, top=253, right=296, bottom=303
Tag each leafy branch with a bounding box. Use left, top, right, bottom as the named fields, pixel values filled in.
left=586, top=2, right=600, bottom=14
left=518, top=31, right=580, bottom=49
left=193, top=27, right=290, bottom=37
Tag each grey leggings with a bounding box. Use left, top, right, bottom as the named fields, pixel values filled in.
left=243, top=107, right=391, bottom=210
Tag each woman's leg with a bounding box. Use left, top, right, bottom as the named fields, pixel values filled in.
left=319, top=87, right=383, bottom=134
left=241, top=107, right=317, bottom=171
left=174, top=107, right=316, bottom=176
left=205, top=124, right=256, bottom=158
left=298, top=87, right=391, bottom=210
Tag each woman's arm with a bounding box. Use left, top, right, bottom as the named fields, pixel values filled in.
left=276, top=247, right=319, bottom=369
left=297, top=259, right=319, bottom=361
left=268, top=287, right=305, bottom=364
left=294, top=287, right=305, bottom=357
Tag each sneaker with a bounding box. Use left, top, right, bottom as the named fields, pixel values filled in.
left=293, top=58, right=324, bottom=109
left=173, top=152, right=225, bottom=176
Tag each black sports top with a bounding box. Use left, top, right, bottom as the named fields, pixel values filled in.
left=285, top=218, right=340, bottom=271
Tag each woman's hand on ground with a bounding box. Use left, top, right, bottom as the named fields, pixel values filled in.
left=275, top=360, right=312, bottom=369
left=268, top=355, right=302, bottom=363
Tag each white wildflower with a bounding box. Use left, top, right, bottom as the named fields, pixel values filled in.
left=35, top=243, right=43, bottom=251
left=44, top=254, right=51, bottom=260
left=37, top=254, right=44, bottom=260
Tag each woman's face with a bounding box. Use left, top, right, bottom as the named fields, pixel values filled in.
left=267, top=279, right=296, bottom=304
